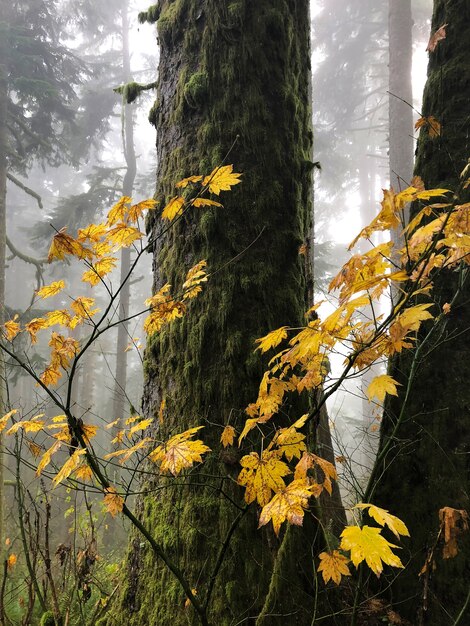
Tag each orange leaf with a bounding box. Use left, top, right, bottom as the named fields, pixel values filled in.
left=426, top=23, right=447, bottom=53
left=103, top=487, right=124, bottom=517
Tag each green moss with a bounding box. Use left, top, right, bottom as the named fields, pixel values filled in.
left=138, top=4, right=161, bottom=24
left=148, top=99, right=159, bottom=127
left=157, top=0, right=185, bottom=46
left=183, top=71, right=208, bottom=109
left=40, top=612, right=57, bottom=626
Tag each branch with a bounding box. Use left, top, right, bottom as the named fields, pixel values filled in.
left=6, top=173, right=43, bottom=209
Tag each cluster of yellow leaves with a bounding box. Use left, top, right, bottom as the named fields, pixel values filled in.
left=231, top=415, right=338, bottom=535
left=162, top=165, right=241, bottom=221
left=318, top=504, right=409, bottom=584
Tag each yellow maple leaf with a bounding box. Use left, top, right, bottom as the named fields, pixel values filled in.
left=82, top=257, right=118, bottom=286
left=340, top=525, right=404, bottom=576
left=104, top=438, right=152, bottom=464
left=103, top=487, right=124, bottom=517
left=149, top=427, right=210, bottom=476
left=7, top=554, right=17, bottom=570
left=37, top=280, right=65, bottom=299
left=0, top=410, right=18, bottom=433
left=127, top=417, right=153, bottom=438
left=191, top=197, right=223, bottom=208
left=202, top=165, right=242, bottom=195
left=355, top=504, right=410, bottom=539
left=220, top=425, right=236, bottom=448
left=317, top=550, right=351, bottom=585
left=53, top=449, right=87, bottom=487
left=255, top=327, right=289, bottom=353
left=258, top=479, right=313, bottom=535
left=366, top=375, right=400, bottom=403
left=182, top=260, right=208, bottom=300
left=273, top=415, right=308, bottom=462
left=71, top=297, right=100, bottom=319
left=25, top=317, right=48, bottom=343
left=237, top=450, right=290, bottom=507
left=3, top=316, right=21, bottom=341
left=77, top=222, right=108, bottom=243
left=40, top=365, right=62, bottom=387
left=128, top=199, right=157, bottom=222
left=36, top=441, right=62, bottom=476
left=6, top=417, right=45, bottom=435
left=47, top=228, right=92, bottom=263
left=75, top=464, right=93, bottom=482
left=162, top=196, right=185, bottom=220
left=45, top=309, right=72, bottom=327
left=106, top=196, right=131, bottom=226
left=176, top=174, right=203, bottom=188
left=107, top=223, right=143, bottom=248
left=238, top=417, right=260, bottom=446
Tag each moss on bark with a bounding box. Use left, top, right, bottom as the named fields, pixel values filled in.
left=373, top=2, right=470, bottom=623
left=107, top=1, right=326, bottom=625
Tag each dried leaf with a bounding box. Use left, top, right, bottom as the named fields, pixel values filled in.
left=317, top=551, right=351, bottom=585
left=426, top=23, right=447, bottom=53
left=103, top=487, right=124, bottom=517
left=220, top=425, right=236, bottom=448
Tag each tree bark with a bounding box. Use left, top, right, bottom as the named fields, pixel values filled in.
left=373, top=2, right=470, bottom=623
left=109, top=1, right=340, bottom=624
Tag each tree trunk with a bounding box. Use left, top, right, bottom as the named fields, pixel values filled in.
left=112, top=1, right=137, bottom=422
left=373, top=2, right=470, bottom=623
left=109, top=1, right=340, bottom=624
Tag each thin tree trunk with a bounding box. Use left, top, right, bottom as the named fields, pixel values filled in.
left=112, top=1, right=137, bottom=422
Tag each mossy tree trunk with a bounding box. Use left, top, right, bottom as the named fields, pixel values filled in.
left=373, top=2, right=470, bottom=623
left=109, top=1, right=343, bottom=625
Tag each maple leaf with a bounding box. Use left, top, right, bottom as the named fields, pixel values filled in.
left=191, top=197, right=223, bottom=208
left=176, top=174, right=203, bottom=188
left=0, top=410, right=18, bottom=434
left=439, top=507, right=469, bottom=559
left=128, top=199, right=157, bottom=222
left=53, top=449, right=86, bottom=487
left=37, top=280, right=65, bottom=299
left=238, top=417, right=260, bottom=445
left=107, top=223, right=143, bottom=248
left=127, top=417, right=153, bottom=438
left=103, top=487, right=124, bottom=517
left=44, top=309, right=72, bottom=329
left=82, top=257, right=118, bottom=286
left=182, top=260, right=208, bottom=300
left=77, top=223, right=107, bottom=243
left=48, top=228, right=92, bottom=263
left=294, top=452, right=337, bottom=495
left=258, top=479, right=313, bottom=535
left=426, top=23, right=447, bottom=53
left=104, top=438, right=152, bottom=464
left=255, top=327, right=289, bottom=353
left=340, top=526, right=404, bottom=576
left=106, top=196, right=131, bottom=226
left=75, top=464, right=93, bottom=482
left=367, top=375, right=400, bottom=403
left=238, top=450, right=290, bottom=506
left=355, top=504, right=410, bottom=539
left=7, top=554, right=17, bottom=570
left=317, top=551, right=351, bottom=585
left=203, top=165, right=242, bottom=195
left=40, top=365, right=62, bottom=387
left=36, top=441, right=62, bottom=476
left=273, top=414, right=308, bottom=462
left=220, top=425, right=236, bottom=448
left=149, top=427, right=210, bottom=476
left=415, top=116, right=441, bottom=139
left=71, top=297, right=100, bottom=319
left=3, top=317, right=21, bottom=341
left=6, top=417, right=45, bottom=435
left=25, top=318, right=48, bottom=343
left=162, top=196, right=185, bottom=220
